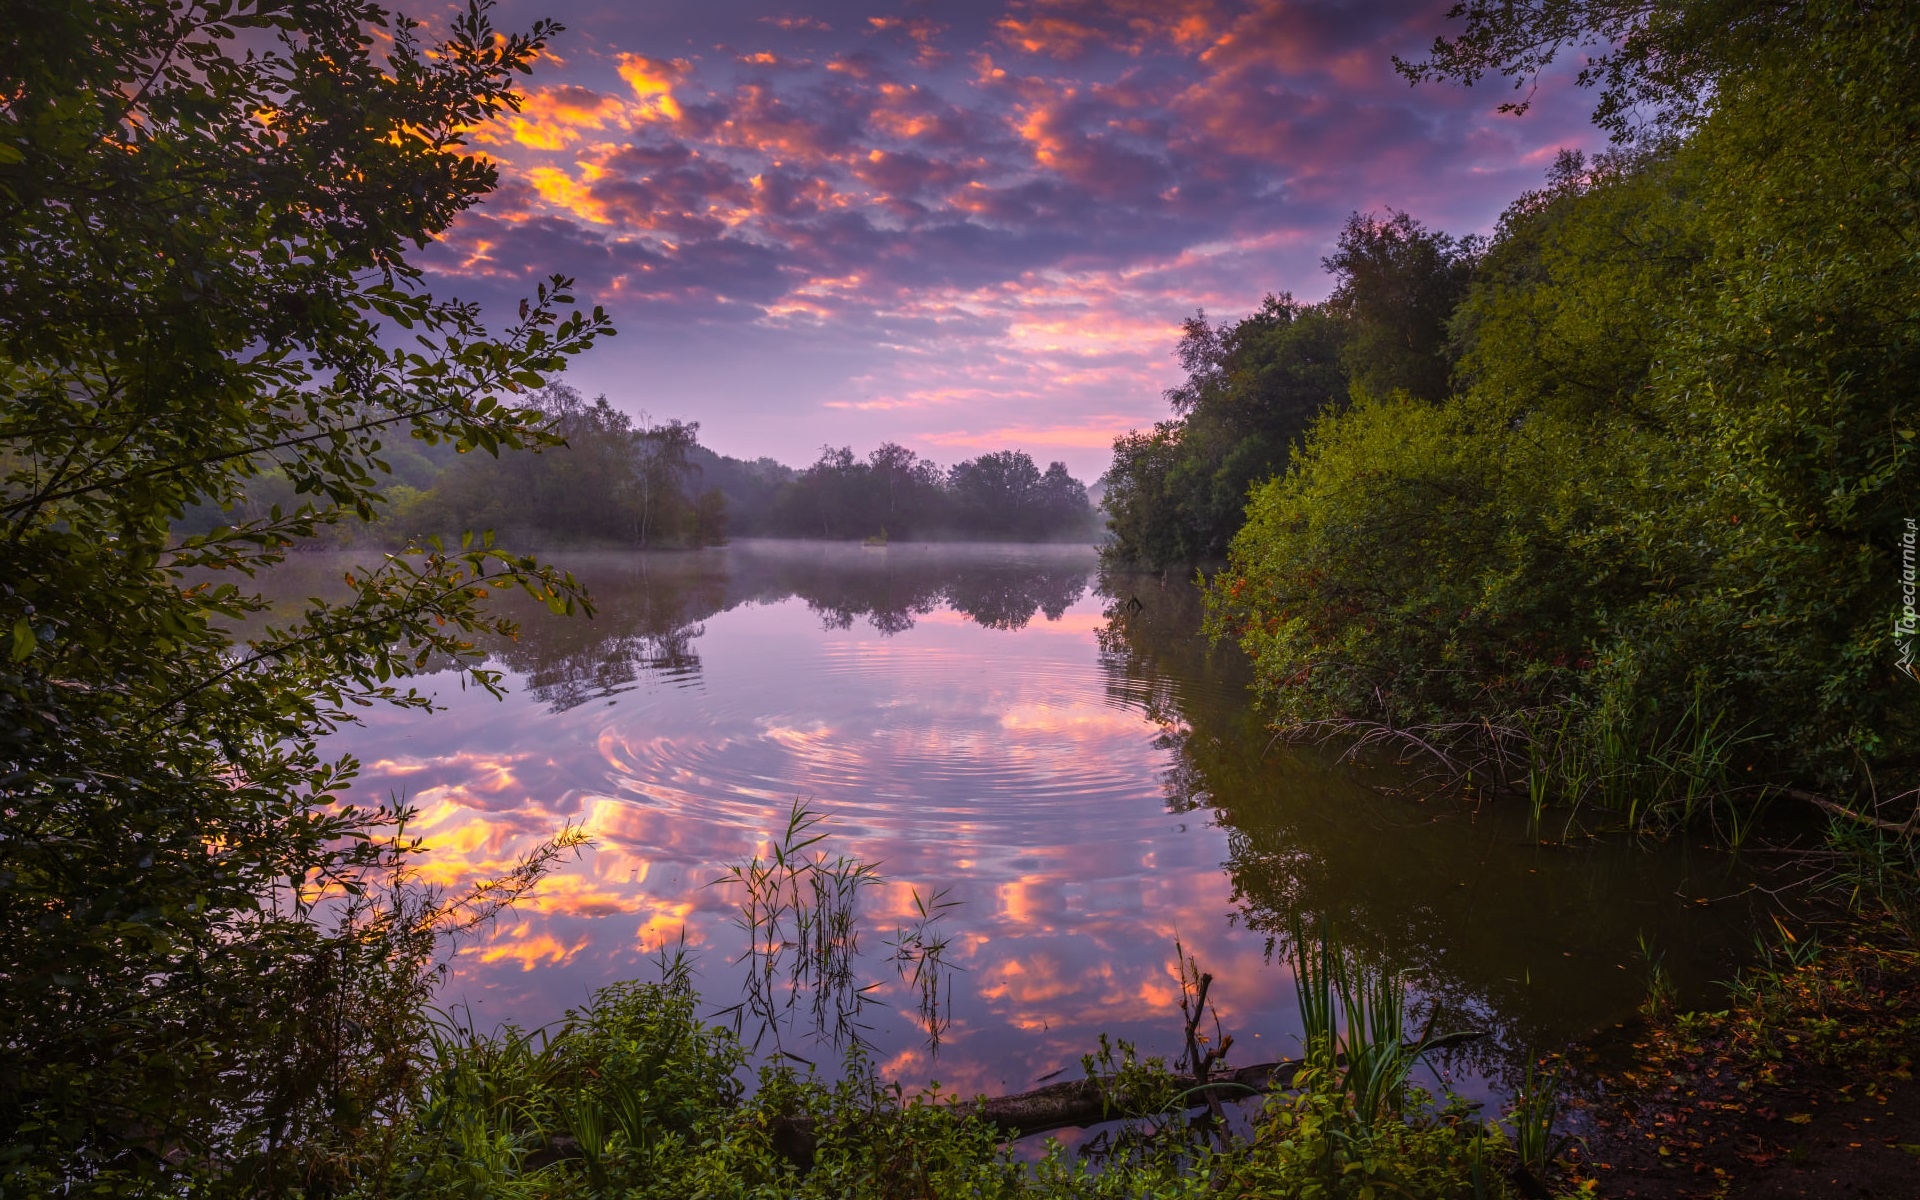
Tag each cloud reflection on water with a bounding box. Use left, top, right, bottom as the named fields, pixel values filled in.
left=282, top=542, right=1763, bottom=1102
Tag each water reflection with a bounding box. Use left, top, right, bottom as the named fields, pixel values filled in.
left=469, top=544, right=1094, bottom=710
left=1097, top=577, right=1765, bottom=1081
left=271, top=542, right=1760, bottom=1102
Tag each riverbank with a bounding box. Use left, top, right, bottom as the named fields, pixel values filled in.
left=1568, top=924, right=1920, bottom=1198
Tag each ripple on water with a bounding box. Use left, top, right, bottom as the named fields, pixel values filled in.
left=593, top=638, right=1172, bottom=847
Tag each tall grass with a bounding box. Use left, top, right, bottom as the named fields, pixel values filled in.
left=1288, top=917, right=1430, bottom=1136
left=714, top=800, right=883, bottom=1051
left=358, top=826, right=1534, bottom=1198
left=1507, top=668, right=1760, bottom=838
left=419, top=1012, right=559, bottom=1197
left=1505, top=1058, right=1573, bottom=1183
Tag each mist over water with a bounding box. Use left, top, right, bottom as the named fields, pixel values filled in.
left=275, top=541, right=1762, bottom=1101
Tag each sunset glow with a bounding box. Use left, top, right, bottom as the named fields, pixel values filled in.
left=426, top=0, right=1598, bottom=478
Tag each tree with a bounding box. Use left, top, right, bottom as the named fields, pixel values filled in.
left=1395, top=0, right=1806, bottom=140
left=866, top=442, right=945, bottom=536
left=948, top=450, right=1043, bottom=536
left=0, top=1, right=609, bottom=1191
left=1034, top=461, right=1095, bottom=535
left=1103, top=295, right=1348, bottom=568
left=1322, top=210, right=1479, bottom=402
left=1214, top=1, right=1920, bottom=819
left=776, top=445, right=865, bottom=538
left=692, top=487, right=728, bottom=547
left=634, top=414, right=702, bottom=547
left=396, top=383, right=640, bottom=543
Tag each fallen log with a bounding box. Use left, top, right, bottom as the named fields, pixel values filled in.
left=767, top=1029, right=1488, bottom=1166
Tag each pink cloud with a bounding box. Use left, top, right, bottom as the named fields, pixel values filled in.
left=422, top=0, right=1605, bottom=478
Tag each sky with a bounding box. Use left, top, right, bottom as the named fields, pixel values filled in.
left=423, top=0, right=1603, bottom=480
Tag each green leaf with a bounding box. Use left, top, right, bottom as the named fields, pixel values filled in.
left=10, top=618, right=34, bottom=661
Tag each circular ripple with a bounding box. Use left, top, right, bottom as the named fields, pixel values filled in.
left=594, top=638, right=1178, bottom=849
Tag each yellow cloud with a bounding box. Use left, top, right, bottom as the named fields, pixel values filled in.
left=616, top=54, right=687, bottom=122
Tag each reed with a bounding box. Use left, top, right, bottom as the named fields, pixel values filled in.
left=1287, top=916, right=1428, bottom=1136
left=1506, top=1058, right=1573, bottom=1182
left=886, top=885, right=961, bottom=1055
left=1635, top=932, right=1678, bottom=1016
left=713, top=800, right=883, bottom=1051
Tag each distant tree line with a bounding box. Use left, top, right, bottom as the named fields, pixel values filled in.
left=315, top=388, right=1100, bottom=546
left=387, top=385, right=726, bottom=548
left=179, top=386, right=1099, bottom=547
left=759, top=443, right=1096, bottom=541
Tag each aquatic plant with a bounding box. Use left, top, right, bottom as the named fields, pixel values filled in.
left=886, top=885, right=962, bottom=1055
left=712, top=800, right=884, bottom=1051
left=1634, top=932, right=1678, bottom=1017
left=1505, top=1058, right=1574, bottom=1183
left=339, top=818, right=1546, bottom=1200
left=1288, top=916, right=1431, bottom=1135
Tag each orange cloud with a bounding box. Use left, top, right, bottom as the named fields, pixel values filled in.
left=761, top=15, right=831, bottom=32
left=615, top=53, right=689, bottom=122
left=921, top=419, right=1148, bottom=452
left=517, top=872, right=639, bottom=917
left=997, top=0, right=1227, bottom=60
left=526, top=165, right=613, bottom=224
left=481, top=84, right=629, bottom=151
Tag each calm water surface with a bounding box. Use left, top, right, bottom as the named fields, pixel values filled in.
left=279, top=542, right=1762, bottom=1100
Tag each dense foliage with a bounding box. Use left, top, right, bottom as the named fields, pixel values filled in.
left=1102, top=214, right=1477, bottom=569
left=1209, top=0, right=1920, bottom=819
left=0, top=1, right=609, bottom=1191
left=390, top=384, right=726, bottom=548
left=333, top=956, right=1529, bottom=1200
left=8, top=0, right=1909, bottom=1192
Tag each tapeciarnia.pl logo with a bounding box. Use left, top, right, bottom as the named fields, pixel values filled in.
left=1899, top=517, right=1918, bottom=683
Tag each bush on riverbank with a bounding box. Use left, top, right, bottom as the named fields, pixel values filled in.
left=1205, top=2, right=1920, bottom=826
left=1100, top=214, right=1475, bottom=571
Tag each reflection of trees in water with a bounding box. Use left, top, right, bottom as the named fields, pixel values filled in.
left=482, top=547, right=1096, bottom=710
left=1094, top=571, right=1760, bottom=1084
left=734, top=553, right=1088, bottom=635
left=938, top=565, right=1085, bottom=630
left=483, top=557, right=729, bottom=711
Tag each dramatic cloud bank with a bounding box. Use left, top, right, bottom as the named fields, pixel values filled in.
left=427, top=0, right=1599, bottom=477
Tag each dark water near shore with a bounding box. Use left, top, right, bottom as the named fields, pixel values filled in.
left=271, top=541, right=1764, bottom=1102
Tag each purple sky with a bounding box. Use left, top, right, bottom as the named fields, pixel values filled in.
left=424, top=0, right=1601, bottom=479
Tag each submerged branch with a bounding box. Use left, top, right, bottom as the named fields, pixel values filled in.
left=1786, top=787, right=1920, bottom=837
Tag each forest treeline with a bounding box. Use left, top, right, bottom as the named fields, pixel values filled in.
left=184, top=387, right=1099, bottom=547
left=1108, top=2, right=1920, bottom=828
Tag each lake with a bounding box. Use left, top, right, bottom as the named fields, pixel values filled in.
left=280, top=541, right=1763, bottom=1105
